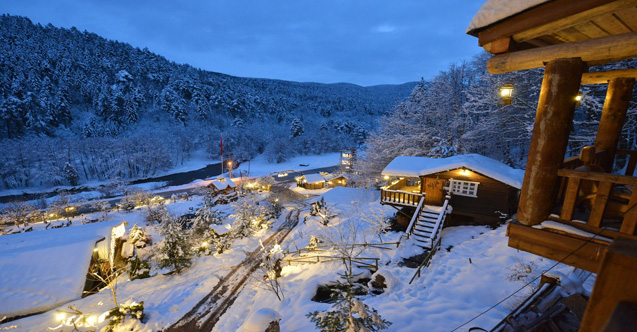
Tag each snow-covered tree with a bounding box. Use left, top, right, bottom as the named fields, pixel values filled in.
left=155, top=217, right=193, bottom=274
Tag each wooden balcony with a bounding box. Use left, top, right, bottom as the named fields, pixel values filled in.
left=508, top=149, right=637, bottom=273
left=380, top=178, right=422, bottom=207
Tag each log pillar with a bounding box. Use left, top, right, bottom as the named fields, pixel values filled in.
left=517, top=58, right=586, bottom=226
left=594, top=77, right=635, bottom=172
left=580, top=238, right=637, bottom=332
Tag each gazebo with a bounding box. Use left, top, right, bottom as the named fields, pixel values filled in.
left=468, top=1, right=637, bottom=330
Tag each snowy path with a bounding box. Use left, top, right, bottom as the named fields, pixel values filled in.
left=166, top=208, right=301, bottom=332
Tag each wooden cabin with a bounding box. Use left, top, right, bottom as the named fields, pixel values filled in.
left=381, top=154, right=523, bottom=226
left=296, top=173, right=325, bottom=190
left=208, top=177, right=238, bottom=195
left=326, top=174, right=348, bottom=188
left=467, top=0, right=637, bottom=330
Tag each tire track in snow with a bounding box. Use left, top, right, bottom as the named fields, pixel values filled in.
left=165, top=208, right=300, bottom=332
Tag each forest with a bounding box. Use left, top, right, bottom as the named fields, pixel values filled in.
left=360, top=53, right=637, bottom=175
left=0, top=15, right=413, bottom=189
left=1, top=14, right=636, bottom=190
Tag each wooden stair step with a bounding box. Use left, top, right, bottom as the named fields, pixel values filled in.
left=411, top=232, right=431, bottom=240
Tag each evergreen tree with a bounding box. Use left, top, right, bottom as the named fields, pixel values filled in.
left=155, top=216, right=193, bottom=274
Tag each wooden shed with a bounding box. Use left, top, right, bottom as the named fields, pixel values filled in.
left=467, top=0, right=637, bottom=329
left=296, top=173, right=326, bottom=190
left=326, top=175, right=348, bottom=188
left=381, top=154, right=523, bottom=227
left=208, top=177, right=238, bottom=195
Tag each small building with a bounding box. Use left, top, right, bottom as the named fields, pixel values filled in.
left=381, top=154, right=524, bottom=226
left=208, top=177, right=238, bottom=195
left=340, top=149, right=356, bottom=172
left=0, top=220, right=126, bottom=320
left=326, top=174, right=348, bottom=188
left=296, top=173, right=326, bottom=190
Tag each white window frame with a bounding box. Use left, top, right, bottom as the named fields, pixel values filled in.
left=449, top=178, right=479, bottom=198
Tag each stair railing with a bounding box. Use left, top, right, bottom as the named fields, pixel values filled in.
left=429, top=196, right=451, bottom=246
left=406, top=195, right=426, bottom=238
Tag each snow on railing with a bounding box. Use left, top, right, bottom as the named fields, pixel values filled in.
left=429, top=196, right=451, bottom=246
left=406, top=196, right=426, bottom=238
left=380, top=189, right=422, bottom=206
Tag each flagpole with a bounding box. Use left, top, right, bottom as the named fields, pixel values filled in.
left=220, top=135, right=224, bottom=175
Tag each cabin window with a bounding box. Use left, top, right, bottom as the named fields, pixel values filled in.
left=449, top=179, right=479, bottom=198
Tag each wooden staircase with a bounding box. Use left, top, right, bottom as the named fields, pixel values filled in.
left=406, top=196, right=450, bottom=250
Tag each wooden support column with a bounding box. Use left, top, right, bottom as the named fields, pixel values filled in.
left=580, top=238, right=637, bottom=332
left=594, top=77, right=635, bottom=172
left=517, top=58, right=586, bottom=226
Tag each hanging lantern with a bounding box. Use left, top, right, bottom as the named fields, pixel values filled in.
left=499, top=84, right=514, bottom=105
left=575, top=91, right=583, bottom=106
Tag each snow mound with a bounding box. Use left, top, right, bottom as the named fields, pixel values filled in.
left=382, top=154, right=525, bottom=189
left=467, top=0, right=551, bottom=33
left=0, top=220, right=123, bottom=318
left=243, top=308, right=282, bottom=332
left=370, top=268, right=402, bottom=293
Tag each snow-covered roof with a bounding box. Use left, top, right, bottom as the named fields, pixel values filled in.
left=466, top=0, right=551, bottom=34
left=325, top=174, right=348, bottom=181
left=303, top=173, right=325, bottom=184
left=210, top=177, right=237, bottom=191
left=0, top=220, right=124, bottom=318
left=382, top=154, right=525, bottom=189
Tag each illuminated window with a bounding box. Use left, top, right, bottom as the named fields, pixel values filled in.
left=449, top=179, right=479, bottom=198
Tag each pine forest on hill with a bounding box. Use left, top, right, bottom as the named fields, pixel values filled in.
left=1, top=14, right=636, bottom=190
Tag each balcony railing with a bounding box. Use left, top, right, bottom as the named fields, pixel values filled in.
left=555, top=168, right=637, bottom=236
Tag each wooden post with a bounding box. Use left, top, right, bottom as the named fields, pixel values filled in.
left=580, top=238, right=637, bottom=332
left=517, top=58, right=586, bottom=226
left=594, top=77, right=635, bottom=173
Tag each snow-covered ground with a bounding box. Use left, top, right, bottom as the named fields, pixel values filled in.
left=216, top=187, right=579, bottom=332
left=1, top=180, right=585, bottom=332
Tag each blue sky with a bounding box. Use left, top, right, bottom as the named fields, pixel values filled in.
left=1, top=0, right=484, bottom=86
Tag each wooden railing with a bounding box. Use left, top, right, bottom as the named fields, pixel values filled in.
left=556, top=169, right=637, bottom=235
left=380, top=189, right=423, bottom=207
left=405, top=196, right=425, bottom=238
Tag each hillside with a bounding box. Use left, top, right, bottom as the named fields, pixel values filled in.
left=0, top=15, right=415, bottom=189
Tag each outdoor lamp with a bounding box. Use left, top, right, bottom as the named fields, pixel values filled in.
left=575, top=91, right=583, bottom=106
left=499, top=84, right=514, bottom=105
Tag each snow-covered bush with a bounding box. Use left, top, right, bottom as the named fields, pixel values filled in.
left=310, top=197, right=334, bottom=225
left=307, top=289, right=391, bottom=332
left=255, top=242, right=285, bottom=301
left=229, top=194, right=269, bottom=238
left=144, top=203, right=171, bottom=224
left=360, top=207, right=392, bottom=242
left=155, top=217, right=193, bottom=274
left=128, top=224, right=152, bottom=248
left=197, top=229, right=232, bottom=255
left=102, top=301, right=146, bottom=332
left=190, top=206, right=225, bottom=241
left=0, top=201, right=34, bottom=227
left=127, top=256, right=151, bottom=281
left=120, top=189, right=152, bottom=211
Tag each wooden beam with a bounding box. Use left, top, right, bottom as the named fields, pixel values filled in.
left=487, top=32, right=637, bottom=74
left=483, top=37, right=517, bottom=54
left=620, top=189, right=637, bottom=235
left=517, top=58, right=586, bottom=226
left=513, top=0, right=637, bottom=44
left=507, top=222, right=607, bottom=273
left=557, top=169, right=637, bottom=186
left=476, top=0, right=616, bottom=44
left=582, top=68, right=637, bottom=84
left=580, top=238, right=637, bottom=331
left=595, top=77, right=636, bottom=172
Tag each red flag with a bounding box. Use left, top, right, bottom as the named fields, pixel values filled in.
left=220, top=135, right=223, bottom=156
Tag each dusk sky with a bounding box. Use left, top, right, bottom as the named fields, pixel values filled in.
left=1, top=1, right=484, bottom=86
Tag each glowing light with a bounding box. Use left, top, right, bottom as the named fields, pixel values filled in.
left=499, top=84, right=514, bottom=105
left=383, top=175, right=389, bottom=180
left=575, top=91, right=583, bottom=106
left=201, top=241, right=209, bottom=248
left=56, top=312, right=66, bottom=321
left=93, top=247, right=98, bottom=252
left=49, top=213, right=55, bottom=217
left=274, top=198, right=279, bottom=202
left=86, top=315, right=97, bottom=326
left=460, top=168, right=471, bottom=176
